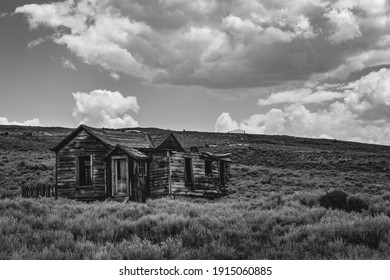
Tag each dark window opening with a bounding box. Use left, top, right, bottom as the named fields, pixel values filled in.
left=205, top=160, right=212, bottom=175
left=185, top=157, right=193, bottom=184
left=78, top=155, right=92, bottom=186
left=219, top=161, right=226, bottom=186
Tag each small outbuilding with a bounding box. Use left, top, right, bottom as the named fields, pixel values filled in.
left=51, top=125, right=231, bottom=202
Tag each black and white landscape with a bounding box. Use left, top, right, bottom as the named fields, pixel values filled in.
left=1, top=0, right=390, bottom=260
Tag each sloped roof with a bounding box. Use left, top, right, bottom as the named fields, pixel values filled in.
left=51, top=124, right=155, bottom=152
left=85, top=125, right=155, bottom=149
left=151, top=131, right=185, bottom=151
left=201, top=152, right=232, bottom=162
left=151, top=132, right=171, bottom=147
left=104, top=144, right=150, bottom=160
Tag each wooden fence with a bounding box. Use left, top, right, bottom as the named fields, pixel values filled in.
left=21, top=184, right=56, bottom=198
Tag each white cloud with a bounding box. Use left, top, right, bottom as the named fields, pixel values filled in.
left=0, top=117, right=40, bottom=126
left=72, top=89, right=140, bottom=128
left=216, top=68, right=390, bottom=144
left=214, top=112, right=239, bottom=132
left=61, top=58, right=76, bottom=70
left=325, top=8, right=362, bottom=44
left=15, top=0, right=390, bottom=88
left=343, top=68, right=390, bottom=119
left=215, top=104, right=390, bottom=145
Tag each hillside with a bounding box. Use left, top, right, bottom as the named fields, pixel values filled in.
left=1, top=124, right=390, bottom=259
left=1, top=124, right=389, bottom=198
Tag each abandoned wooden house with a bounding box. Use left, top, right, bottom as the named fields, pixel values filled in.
left=51, top=124, right=231, bottom=202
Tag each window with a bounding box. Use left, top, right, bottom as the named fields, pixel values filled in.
left=138, top=161, right=147, bottom=176
left=205, top=160, right=212, bottom=175
left=78, top=155, right=92, bottom=186
left=219, top=161, right=226, bottom=186
left=184, top=157, right=193, bottom=184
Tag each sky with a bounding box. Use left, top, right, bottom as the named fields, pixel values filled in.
left=1, top=0, right=390, bottom=145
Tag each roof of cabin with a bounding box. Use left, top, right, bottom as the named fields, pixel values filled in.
left=201, top=152, right=232, bottom=162
left=51, top=124, right=183, bottom=153
left=151, top=131, right=185, bottom=152
left=85, top=125, right=155, bottom=149
left=151, top=132, right=171, bottom=147
left=104, top=144, right=150, bottom=160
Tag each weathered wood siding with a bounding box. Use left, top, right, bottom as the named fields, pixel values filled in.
left=132, top=160, right=149, bottom=202
left=149, top=151, right=170, bottom=197
left=56, top=130, right=110, bottom=200
left=170, top=152, right=222, bottom=196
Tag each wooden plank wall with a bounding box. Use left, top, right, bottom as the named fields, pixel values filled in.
left=170, top=152, right=221, bottom=196
left=149, top=151, right=170, bottom=197
left=56, top=130, right=110, bottom=200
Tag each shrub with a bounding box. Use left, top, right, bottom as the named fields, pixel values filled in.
left=319, top=190, right=348, bottom=210
left=346, top=196, right=369, bottom=213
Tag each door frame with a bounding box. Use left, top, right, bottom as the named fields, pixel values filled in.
left=111, top=156, right=130, bottom=197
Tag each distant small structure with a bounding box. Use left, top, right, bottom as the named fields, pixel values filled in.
left=51, top=125, right=231, bottom=202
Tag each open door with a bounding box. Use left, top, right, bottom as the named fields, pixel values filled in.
left=112, top=157, right=129, bottom=197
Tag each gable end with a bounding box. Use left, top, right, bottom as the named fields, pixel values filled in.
left=51, top=124, right=112, bottom=152
left=155, top=132, right=185, bottom=152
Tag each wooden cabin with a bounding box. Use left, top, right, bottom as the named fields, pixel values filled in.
left=51, top=125, right=231, bottom=202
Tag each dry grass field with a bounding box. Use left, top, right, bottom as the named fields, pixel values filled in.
left=1, top=125, right=390, bottom=259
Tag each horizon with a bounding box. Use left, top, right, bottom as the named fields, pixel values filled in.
left=1, top=0, right=390, bottom=145
left=2, top=122, right=390, bottom=148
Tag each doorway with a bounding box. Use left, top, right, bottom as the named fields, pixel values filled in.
left=112, top=157, right=129, bottom=197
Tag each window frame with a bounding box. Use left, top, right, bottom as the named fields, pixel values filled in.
left=77, top=155, right=93, bottom=187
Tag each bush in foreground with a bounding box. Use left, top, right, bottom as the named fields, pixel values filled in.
left=319, top=190, right=348, bottom=210
left=347, top=196, right=369, bottom=213
left=319, top=191, right=370, bottom=213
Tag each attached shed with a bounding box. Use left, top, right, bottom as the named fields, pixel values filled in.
left=51, top=125, right=231, bottom=202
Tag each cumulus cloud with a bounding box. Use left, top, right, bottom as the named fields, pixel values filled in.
left=72, top=89, right=140, bottom=128
left=343, top=68, right=390, bottom=120
left=214, top=112, right=239, bottom=132
left=15, top=0, right=390, bottom=88
left=324, top=9, right=362, bottom=44
left=216, top=68, right=390, bottom=144
left=0, top=117, right=40, bottom=126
